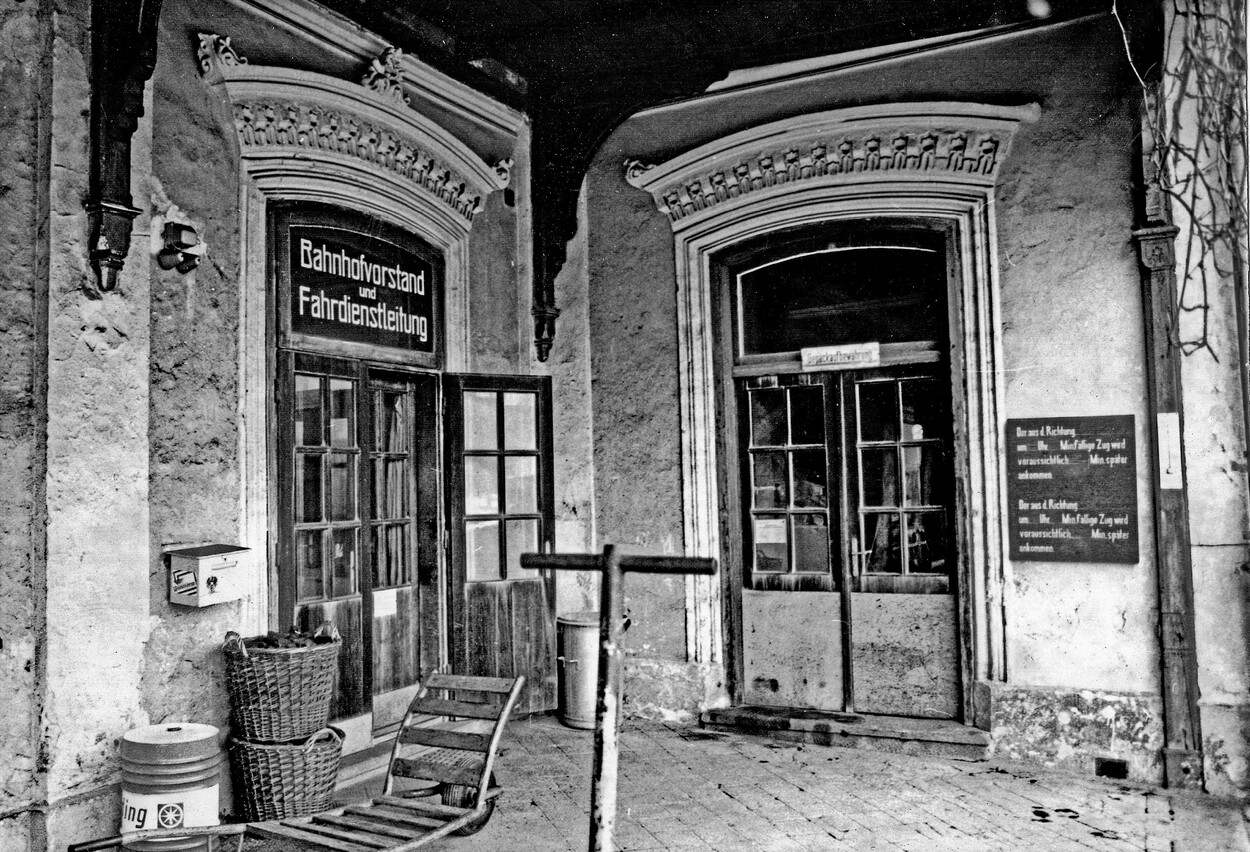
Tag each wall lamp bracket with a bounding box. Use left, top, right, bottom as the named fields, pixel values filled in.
left=158, top=221, right=205, bottom=273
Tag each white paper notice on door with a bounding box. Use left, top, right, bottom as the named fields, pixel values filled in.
left=373, top=587, right=398, bottom=619
left=801, top=342, right=880, bottom=371
left=754, top=518, right=787, bottom=544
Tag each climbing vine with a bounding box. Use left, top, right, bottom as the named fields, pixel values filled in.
left=1117, top=0, right=1248, bottom=358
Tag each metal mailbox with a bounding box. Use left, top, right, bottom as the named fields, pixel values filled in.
left=167, top=544, right=249, bottom=607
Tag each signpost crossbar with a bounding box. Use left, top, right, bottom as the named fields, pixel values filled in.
left=520, top=546, right=716, bottom=851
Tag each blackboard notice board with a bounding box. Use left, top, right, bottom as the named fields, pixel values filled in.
left=1005, top=415, right=1138, bottom=564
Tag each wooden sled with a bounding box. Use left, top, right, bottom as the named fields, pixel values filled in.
left=69, top=672, right=526, bottom=852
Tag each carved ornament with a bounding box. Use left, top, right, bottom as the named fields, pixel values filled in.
left=625, top=102, right=1040, bottom=227
left=197, top=33, right=248, bottom=77
left=361, top=47, right=410, bottom=106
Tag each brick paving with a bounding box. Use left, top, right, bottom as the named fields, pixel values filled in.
left=246, top=714, right=1248, bottom=852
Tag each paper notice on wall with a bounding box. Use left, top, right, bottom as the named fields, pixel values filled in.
left=1157, top=412, right=1184, bottom=490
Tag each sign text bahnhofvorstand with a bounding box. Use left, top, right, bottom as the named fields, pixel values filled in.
left=289, top=225, right=435, bottom=353
left=1005, top=415, right=1138, bottom=564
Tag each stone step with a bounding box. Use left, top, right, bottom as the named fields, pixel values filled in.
left=701, top=704, right=990, bottom=760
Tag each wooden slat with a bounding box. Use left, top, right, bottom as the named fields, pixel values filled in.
left=282, top=818, right=396, bottom=848
left=373, top=795, right=471, bottom=818
left=391, top=755, right=483, bottom=787
left=425, top=672, right=516, bottom=693
left=251, top=821, right=378, bottom=851
left=409, top=696, right=503, bottom=720
left=312, top=813, right=421, bottom=840
left=398, top=726, right=491, bottom=752
left=345, top=804, right=446, bottom=830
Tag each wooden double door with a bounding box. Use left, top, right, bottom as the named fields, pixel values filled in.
left=736, top=365, right=962, bottom=719
left=276, top=355, right=555, bottom=734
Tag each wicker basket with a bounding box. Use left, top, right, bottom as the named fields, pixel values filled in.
left=230, top=727, right=344, bottom=821
left=223, top=634, right=340, bottom=743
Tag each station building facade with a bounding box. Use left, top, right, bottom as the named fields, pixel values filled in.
left=2, top=1, right=1246, bottom=848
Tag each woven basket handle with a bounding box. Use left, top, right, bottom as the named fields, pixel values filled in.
left=304, top=727, right=344, bottom=753
left=223, top=630, right=248, bottom=658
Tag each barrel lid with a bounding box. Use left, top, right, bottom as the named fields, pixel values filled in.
left=121, top=724, right=220, bottom=761
left=557, top=610, right=601, bottom=627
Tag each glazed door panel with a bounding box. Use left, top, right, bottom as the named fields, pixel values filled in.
left=366, top=371, right=439, bottom=732
left=281, top=353, right=369, bottom=719
left=737, top=367, right=960, bottom=719
left=844, top=371, right=959, bottom=718
left=445, top=374, right=556, bottom=715
left=280, top=355, right=442, bottom=727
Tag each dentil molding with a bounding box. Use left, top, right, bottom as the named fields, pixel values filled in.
left=626, top=102, right=1039, bottom=226
left=198, top=33, right=511, bottom=227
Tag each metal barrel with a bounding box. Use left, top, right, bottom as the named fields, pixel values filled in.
left=119, top=724, right=222, bottom=851
left=557, top=611, right=601, bottom=729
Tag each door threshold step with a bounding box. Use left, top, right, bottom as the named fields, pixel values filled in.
left=701, top=705, right=990, bottom=760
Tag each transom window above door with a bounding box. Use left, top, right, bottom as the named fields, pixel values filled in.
left=733, top=221, right=949, bottom=365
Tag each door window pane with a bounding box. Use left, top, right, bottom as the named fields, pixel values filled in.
left=377, top=391, right=408, bottom=451
left=465, top=456, right=500, bottom=515
left=506, top=519, right=539, bottom=578
left=296, top=375, right=322, bottom=447
left=862, top=513, right=902, bottom=574
left=374, top=458, right=408, bottom=519
left=329, top=379, right=355, bottom=447
left=789, top=386, right=824, bottom=445
left=857, top=382, right=898, bottom=442
left=792, top=515, right=829, bottom=573
left=792, top=450, right=828, bottom=508
left=466, top=520, right=501, bottom=581
left=373, top=524, right=408, bottom=588
left=297, top=529, right=324, bottom=601
left=861, top=449, right=899, bottom=507
left=503, top=393, right=537, bottom=450
left=902, top=379, right=945, bottom=441
left=903, top=446, right=944, bottom=507
left=329, top=453, right=356, bottom=521
left=752, top=516, right=788, bottom=572
left=297, top=453, right=323, bottom=522
left=504, top=456, right=538, bottom=514
left=750, top=390, right=787, bottom=446
left=751, top=452, right=788, bottom=509
left=331, top=528, right=358, bottom=597
left=464, top=391, right=498, bottom=450
left=907, top=513, right=948, bottom=574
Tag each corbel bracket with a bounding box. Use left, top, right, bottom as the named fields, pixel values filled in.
left=87, top=0, right=164, bottom=292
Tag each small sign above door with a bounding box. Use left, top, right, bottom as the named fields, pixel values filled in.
left=800, top=342, right=880, bottom=371
left=288, top=223, right=436, bottom=354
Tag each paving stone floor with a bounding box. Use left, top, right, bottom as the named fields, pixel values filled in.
left=245, top=715, right=1249, bottom=852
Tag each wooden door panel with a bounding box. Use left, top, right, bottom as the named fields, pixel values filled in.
left=741, top=589, right=844, bottom=710
left=464, top=580, right=555, bottom=715
left=373, top=586, right=420, bottom=694
left=850, top=593, right=959, bottom=718
left=298, top=597, right=365, bottom=719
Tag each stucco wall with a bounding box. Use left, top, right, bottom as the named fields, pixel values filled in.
left=0, top=0, right=48, bottom=846
left=142, top=7, right=249, bottom=735
left=582, top=16, right=1160, bottom=723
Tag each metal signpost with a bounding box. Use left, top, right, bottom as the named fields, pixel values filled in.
left=521, top=545, right=716, bottom=852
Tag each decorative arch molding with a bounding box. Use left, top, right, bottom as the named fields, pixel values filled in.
left=626, top=102, right=1038, bottom=702
left=625, top=101, right=1039, bottom=227
left=198, top=33, right=512, bottom=228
